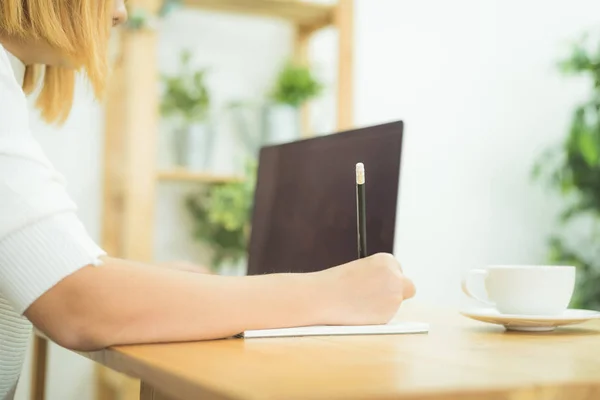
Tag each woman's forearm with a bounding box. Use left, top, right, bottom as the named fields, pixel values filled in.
left=25, top=257, right=327, bottom=350
left=25, top=253, right=416, bottom=351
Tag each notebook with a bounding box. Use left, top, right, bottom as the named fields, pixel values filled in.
left=240, top=321, right=429, bottom=338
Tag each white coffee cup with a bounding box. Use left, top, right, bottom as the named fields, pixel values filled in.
left=461, top=265, right=576, bottom=315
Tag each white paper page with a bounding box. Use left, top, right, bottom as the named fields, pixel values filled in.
left=241, top=321, right=429, bottom=338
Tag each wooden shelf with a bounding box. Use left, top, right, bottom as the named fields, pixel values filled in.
left=183, top=0, right=335, bottom=30
left=157, top=169, right=242, bottom=183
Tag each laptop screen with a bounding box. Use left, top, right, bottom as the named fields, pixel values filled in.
left=246, top=121, right=404, bottom=275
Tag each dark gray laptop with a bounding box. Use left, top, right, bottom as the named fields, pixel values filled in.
left=246, top=120, right=404, bottom=275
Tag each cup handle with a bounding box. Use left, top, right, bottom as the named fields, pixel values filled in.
left=461, top=269, right=494, bottom=305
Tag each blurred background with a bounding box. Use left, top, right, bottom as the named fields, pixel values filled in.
left=14, top=0, right=600, bottom=399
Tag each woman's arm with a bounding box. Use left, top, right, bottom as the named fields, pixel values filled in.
left=0, top=138, right=415, bottom=352
left=24, top=253, right=414, bottom=351
left=114, top=256, right=212, bottom=274
left=0, top=56, right=415, bottom=352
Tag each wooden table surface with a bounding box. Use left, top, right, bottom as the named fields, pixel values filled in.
left=82, top=301, right=600, bottom=400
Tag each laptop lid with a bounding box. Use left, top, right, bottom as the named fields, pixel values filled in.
left=246, top=120, right=404, bottom=275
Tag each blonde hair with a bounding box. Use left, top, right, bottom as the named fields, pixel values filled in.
left=0, top=0, right=114, bottom=124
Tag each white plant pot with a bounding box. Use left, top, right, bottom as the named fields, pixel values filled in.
left=264, top=104, right=301, bottom=146
left=173, top=122, right=214, bottom=170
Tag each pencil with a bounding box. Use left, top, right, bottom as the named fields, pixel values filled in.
left=356, top=162, right=367, bottom=258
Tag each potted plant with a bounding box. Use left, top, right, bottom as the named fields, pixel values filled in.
left=185, top=160, right=257, bottom=274
left=532, top=33, right=600, bottom=310
left=264, top=60, right=323, bottom=145
left=160, top=49, right=214, bottom=170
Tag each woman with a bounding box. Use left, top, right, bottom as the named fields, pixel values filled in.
left=0, top=1, right=415, bottom=398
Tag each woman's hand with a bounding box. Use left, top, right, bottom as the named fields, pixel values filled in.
left=317, top=253, right=416, bottom=326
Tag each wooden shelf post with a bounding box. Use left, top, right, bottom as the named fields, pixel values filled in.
left=335, top=0, right=354, bottom=131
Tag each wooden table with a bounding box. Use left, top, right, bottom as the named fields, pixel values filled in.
left=82, top=302, right=600, bottom=400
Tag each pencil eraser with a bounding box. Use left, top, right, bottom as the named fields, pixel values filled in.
left=356, top=163, right=365, bottom=184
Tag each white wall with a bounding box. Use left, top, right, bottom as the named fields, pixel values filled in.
left=14, top=0, right=600, bottom=398
left=354, top=0, right=598, bottom=308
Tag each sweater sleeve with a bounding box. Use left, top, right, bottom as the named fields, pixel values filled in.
left=0, top=153, right=106, bottom=314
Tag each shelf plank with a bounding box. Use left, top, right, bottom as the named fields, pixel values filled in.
left=157, top=169, right=242, bottom=183
left=183, top=0, right=335, bottom=30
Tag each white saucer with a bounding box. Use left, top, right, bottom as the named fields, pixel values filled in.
left=460, top=308, right=600, bottom=332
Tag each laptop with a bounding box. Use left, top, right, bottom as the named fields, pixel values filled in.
left=246, top=120, right=404, bottom=275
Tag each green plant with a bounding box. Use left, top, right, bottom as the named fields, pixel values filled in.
left=124, top=8, right=154, bottom=30
left=124, top=0, right=181, bottom=30
left=533, top=33, right=600, bottom=310
left=160, top=50, right=210, bottom=124
left=159, top=0, right=183, bottom=17
left=185, top=160, right=257, bottom=270
left=270, top=61, right=323, bottom=107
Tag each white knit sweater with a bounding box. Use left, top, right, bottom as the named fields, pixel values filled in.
left=0, top=45, right=106, bottom=399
